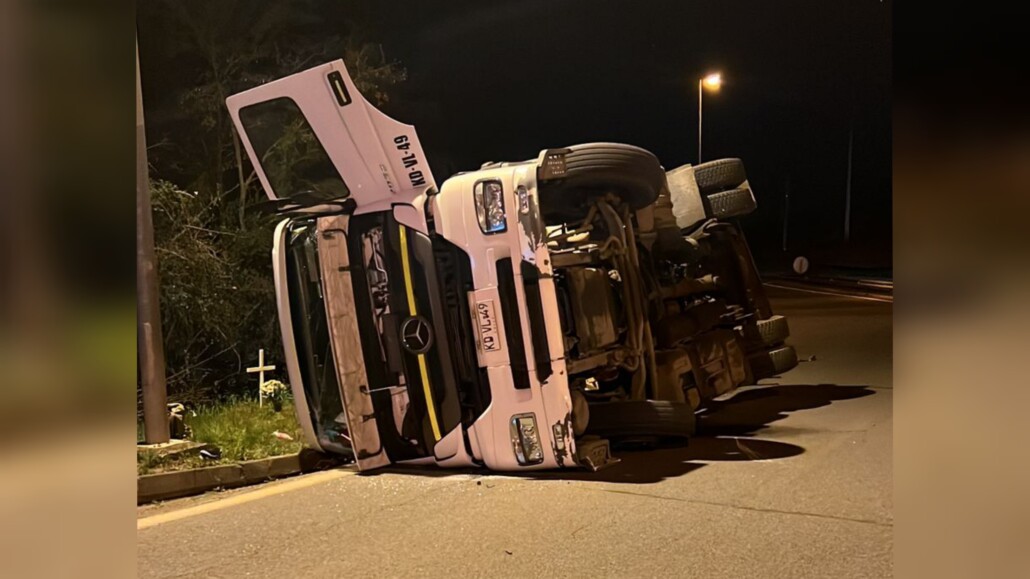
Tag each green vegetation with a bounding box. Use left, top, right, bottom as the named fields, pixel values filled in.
left=138, top=0, right=405, bottom=404
left=137, top=398, right=304, bottom=475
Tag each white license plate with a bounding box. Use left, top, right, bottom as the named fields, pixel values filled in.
left=474, top=299, right=502, bottom=353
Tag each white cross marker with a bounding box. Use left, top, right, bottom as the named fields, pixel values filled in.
left=246, top=348, right=276, bottom=406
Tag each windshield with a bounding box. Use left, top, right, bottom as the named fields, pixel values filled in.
left=238, top=97, right=350, bottom=202
left=283, top=218, right=351, bottom=455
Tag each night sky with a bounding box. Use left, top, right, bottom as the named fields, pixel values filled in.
left=143, top=0, right=892, bottom=270
left=372, top=0, right=891, bottom=269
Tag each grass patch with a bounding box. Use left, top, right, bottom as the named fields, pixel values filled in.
left=137, top=397, right=304, bottom=475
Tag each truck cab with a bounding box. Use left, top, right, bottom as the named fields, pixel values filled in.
left=228, top=61, right=581, bottom=471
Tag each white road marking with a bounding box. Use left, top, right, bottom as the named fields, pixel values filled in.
left=764, top=282, right=893, bottom=303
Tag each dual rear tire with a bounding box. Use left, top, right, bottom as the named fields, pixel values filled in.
left=692, top=158, right=756, bottom=219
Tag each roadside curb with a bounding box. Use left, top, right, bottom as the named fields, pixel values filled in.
left=137, top=450, right=346, bottom=504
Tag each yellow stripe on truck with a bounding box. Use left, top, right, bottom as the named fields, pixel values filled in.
left=398, top=225, right=442, bottom=441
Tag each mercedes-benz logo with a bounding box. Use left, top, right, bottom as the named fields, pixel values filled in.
left=400, top=315, right=433, bottom=354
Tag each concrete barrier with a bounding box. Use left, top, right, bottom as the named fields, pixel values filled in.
left=138, top=451, right=345, bottom=504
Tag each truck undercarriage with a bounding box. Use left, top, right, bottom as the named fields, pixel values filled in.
left=525, top=145, right=797, bottom=443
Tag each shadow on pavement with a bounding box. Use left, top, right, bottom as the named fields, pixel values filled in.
left=378, top=383, right=874, bottom=485
left=525, top=437, right=805, bottom=484
left=698, top=383, right=876, bottom=437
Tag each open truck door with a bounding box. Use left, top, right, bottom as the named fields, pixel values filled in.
left=230, top=61, right=439, bottom=470
left=226, top=60, right=436, bottom=212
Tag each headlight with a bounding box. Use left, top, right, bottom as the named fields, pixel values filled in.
left=474, top=180, right=506, bottom=234
left=510, top=413, right=544, bottom=465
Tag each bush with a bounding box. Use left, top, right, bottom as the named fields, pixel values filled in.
left=138, top=4, right=405, bottom=407
left=151, top=179, right=280, bottom=403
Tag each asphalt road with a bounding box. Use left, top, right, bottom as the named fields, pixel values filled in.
left=137, top=286, right=893, bottom=578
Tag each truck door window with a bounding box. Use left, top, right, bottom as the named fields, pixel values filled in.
left=238, top=97, right=350, bottom=202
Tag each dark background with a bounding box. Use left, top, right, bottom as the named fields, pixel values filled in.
left=140, top=0, right=892, bottom=273
left=368, top=0, right=892, bottom=271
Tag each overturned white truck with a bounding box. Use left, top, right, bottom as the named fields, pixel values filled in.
left=226, top=60, right=796, bottom=472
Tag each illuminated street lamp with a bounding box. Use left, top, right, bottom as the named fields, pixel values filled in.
left=697, top=72, right=722, bottom=164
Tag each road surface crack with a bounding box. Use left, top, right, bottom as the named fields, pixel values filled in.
left=587, top=487, right=892, bottom=528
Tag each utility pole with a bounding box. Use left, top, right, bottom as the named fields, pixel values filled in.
left=844, top=125, right=853, bottom=242
left=782, top=175, right=790, bottom=252
left=137, top=39, right=169, bottom=444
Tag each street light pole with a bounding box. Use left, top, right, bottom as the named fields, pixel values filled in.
left=697, top=78, right=703, bottom=164
left=697, top=73, right=721, bottom=165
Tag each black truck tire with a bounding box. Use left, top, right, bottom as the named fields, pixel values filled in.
left=692, top=158, right=747, bottom=194
left=755, top=315, right=790, bottom=347
left=584, top=400, right=696, bottom=439
left=705, top=186, right=757, bottom=219
left=539, top=143, right=665, bottom=222
left=748, top=345, right=799, bottom=380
